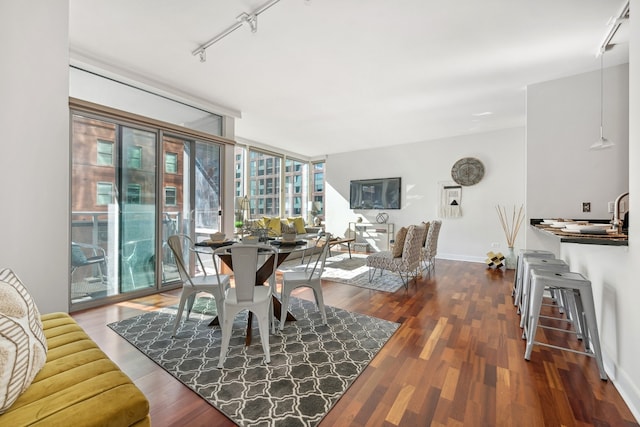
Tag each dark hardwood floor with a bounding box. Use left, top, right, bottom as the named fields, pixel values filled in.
left=72, top=258, right=638, bottom=426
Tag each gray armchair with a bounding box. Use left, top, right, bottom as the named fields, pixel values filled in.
left=421, top=220, right=442, bottom=277
left=366, top=224, right=427, bottom=289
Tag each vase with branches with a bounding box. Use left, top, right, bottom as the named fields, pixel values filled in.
left=496, top=204, right=525, bottom=269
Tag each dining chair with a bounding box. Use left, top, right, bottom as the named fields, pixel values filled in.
left=279, top=234, right=331, bottom=330
left=214, top=243, right=278, bottom=368
left=168, top=234, right=230, bottom=337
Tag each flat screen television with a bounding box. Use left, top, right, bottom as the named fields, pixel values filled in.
left=350, top=177, right=401, bottom=210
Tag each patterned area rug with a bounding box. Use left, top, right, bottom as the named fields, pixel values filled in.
left=108, top=297, right=399, bottom=427
left=279, top=253, right=406, bottom=293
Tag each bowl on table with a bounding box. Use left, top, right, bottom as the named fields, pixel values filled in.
left=241, top=236, right=259, bottom=244
left=563, top=223, right=584, bottom=231
left=564, top=223, right=610, bottom=231
left=209, top=232, right=226, bottom=242
left=589, top=223, right=611, bottom=229
left=550, top=221, right=576, bottom=228
left=562, top=223, right=612, bottom=234
left=282, top=233, right=297, bottom=243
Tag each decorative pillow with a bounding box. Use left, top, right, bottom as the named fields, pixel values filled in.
left=392, top=227, right=408, bottom=257
left=421, top=221, right=431, bottom=246
left=287, top=217, right=307, bottom=234
left=253, top=218, right=265, bottom=229
left=263, top=217, right=282, bottom=237
left=0, top=268, right=48, bottom=414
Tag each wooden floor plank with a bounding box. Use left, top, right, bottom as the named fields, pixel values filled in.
left=72, top=258, right=639, bottom=426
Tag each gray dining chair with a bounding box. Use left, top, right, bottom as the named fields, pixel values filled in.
left=279, top=234, right=331, bottom=330
left=168, top=234, right=230, bottom=337
left=214, top=243, right=278, bottom=368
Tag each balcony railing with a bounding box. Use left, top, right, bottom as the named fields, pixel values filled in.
left=71, top=210, right=216, bottom=303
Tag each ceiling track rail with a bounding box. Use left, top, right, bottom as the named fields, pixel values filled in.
left=597, top=0, right=630, bottom=55
left=192, top=0, right=285, bottom=61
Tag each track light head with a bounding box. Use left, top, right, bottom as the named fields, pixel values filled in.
left=237, top=12, right=258, bottom=33
left=590, top=136, right=615, bottom=150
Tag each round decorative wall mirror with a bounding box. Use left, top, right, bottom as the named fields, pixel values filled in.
left=451, top=157, right=485, bottom=186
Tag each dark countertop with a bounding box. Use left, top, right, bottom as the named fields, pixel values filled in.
left=530, top=219, right=628, bottom=247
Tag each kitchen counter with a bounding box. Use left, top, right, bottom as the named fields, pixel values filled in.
left=530, top=219, right=628, bottom=246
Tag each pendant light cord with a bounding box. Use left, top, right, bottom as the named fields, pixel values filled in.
left=600, top=52, right=604, bottom=137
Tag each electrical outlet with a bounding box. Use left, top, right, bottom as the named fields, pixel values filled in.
left=582, top=202, right=591, bottom=213
left=491, top=242, right=500, bottom=248
left=608, top=201, right=615, bottom=213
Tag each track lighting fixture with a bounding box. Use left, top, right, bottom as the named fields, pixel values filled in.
left=589, top=1, right=628, bottom=150
left=596, top=1, right=629, bottom=57
left=192, top=0, right=309, bottom=62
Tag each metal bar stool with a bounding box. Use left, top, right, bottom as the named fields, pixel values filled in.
left=513, top=249, right=555, bottom=309
left=525, top=270, right=607, bottom=381
left=519, top=257, right=571, bottom=338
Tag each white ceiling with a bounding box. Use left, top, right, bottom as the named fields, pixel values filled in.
left=68, top=0, right=629, bottom=158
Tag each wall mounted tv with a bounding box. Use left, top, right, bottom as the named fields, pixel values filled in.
left=350, top=177, right=401, bottom=210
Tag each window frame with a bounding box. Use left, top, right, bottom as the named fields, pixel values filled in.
left=96, top=139, right=114, bottom=166
left=127, top=145, right=143, bottom=169
left=96, top=181, right=113, bottom=206
left=165, top=152, right=178, bottom=174
left=165, top=186, right=177, bottom=206
left=234, top=147, right=325, bottom=222
left=126, top=183, right=142, bottom=204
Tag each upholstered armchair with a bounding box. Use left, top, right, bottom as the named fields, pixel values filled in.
left=421, top=220, right=442, bottom=276
left=366, top=224, right=427, bottom=289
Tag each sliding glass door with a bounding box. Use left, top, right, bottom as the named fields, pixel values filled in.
left=159, top=137, right=222, bottom=284
left=120, top=126, right=157, bottom=292
left=161, top=135, right=189, bottom=285
left=71, top=115, right=119, bottom=303
left=194, top=142, right=223, bottom=238
left=71, top=112, right=223, bottom=308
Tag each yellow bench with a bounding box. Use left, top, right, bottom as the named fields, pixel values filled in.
left=0, top=312, right=150, bottom=426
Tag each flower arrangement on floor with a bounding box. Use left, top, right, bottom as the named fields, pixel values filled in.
left=496, top=204, right=525, bottom=268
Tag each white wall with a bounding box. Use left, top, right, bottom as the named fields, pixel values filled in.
left=526, top=63, right=629, bottom=250
left=559, top=243, right=637, bottom=417
left=0, top=0, right=70, bottom=313
left=325, top=127, right=525, bottom=262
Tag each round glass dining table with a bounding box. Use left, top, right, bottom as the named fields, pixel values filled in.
left=195, top=238, right=320, bottom=345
